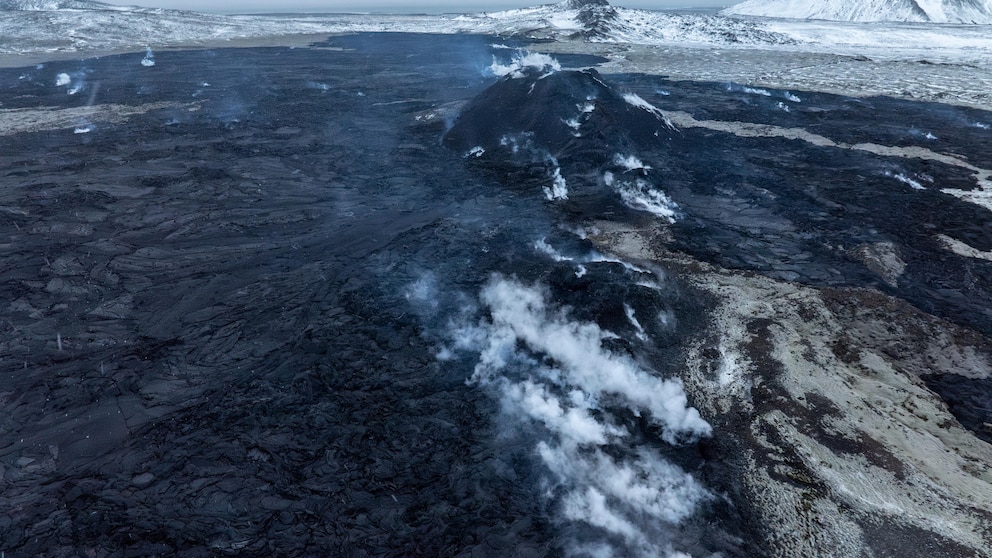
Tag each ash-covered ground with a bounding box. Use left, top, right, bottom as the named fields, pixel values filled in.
left=1, top=32, right=991, bottom=557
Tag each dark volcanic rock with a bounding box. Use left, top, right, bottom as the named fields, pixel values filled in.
left=558, top=0, right=610, bottom=7
left=923, top=373, right=992, bottom=444
left=444, top=67, right=676, bottom=216
left=445, top=68, right=673, bottom=165
left=566, top=0, right=620, bottom=39
left=445, top=66, right=992, bottom=342
left=4, top=30, right=992, bottom=558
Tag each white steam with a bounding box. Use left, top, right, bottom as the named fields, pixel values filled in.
left=499, top=133, right=568, bottom=201
left=622, top=93, right=676, bottom=130
left=499, top=132, right=534, bottom=154
left=624, top=303, right=648, bottom=341
left=885, top=170, right=926, bottom=190
left=742, top=86, right=771, bottom=96
left=473, top=276, right=711, bottom=443
left=564, top=102, right=596, bottom=136
left=55, top=71, right=84, bottom=95
left=450, top=276, right=711, bottom=556
left=546, top=165, right=569, bottom=200
left=614, top=154, right=652, bottom=172
left=727, top=82, right=801, bottom=103
left=141, top=46, right=155, bottom=67
left=471, top=277, right=710, bottom=440
left=533, top=237, right=652, bottom=275
left=489, top=51, right=561, bottom=79
left=534, top=238, right=574, bottom=262
left=604, top=171, right=679, bottom=223
left=405, top=272, right=440, bottom=310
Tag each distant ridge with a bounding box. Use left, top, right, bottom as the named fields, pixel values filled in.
left=559, top=0, right=620, bottom=39
left=0, top=0, right=115, bottom=10
left=556, top=0, right=610, bottom=7
left=722, top=0, right=992, bottom=23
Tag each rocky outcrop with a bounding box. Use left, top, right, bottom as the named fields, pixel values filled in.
left=589, top=220, right=992, bottom=557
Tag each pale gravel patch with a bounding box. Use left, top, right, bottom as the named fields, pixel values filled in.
left=586, top=222, right=992, bottom=557
left=536, top=40, right=992, bottom=111
left=0, top=102, right=201, bottom=136
left=662, top=110, right=992, bottom=215
left=936, top=233, right=992, bottom=261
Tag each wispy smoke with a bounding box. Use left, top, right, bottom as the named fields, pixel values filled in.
left=445, top=275, right=711, bottom=557
left=488, top=50, right=561, bottom=79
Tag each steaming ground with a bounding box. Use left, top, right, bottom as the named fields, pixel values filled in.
left=2, top=32, right=992, bottom=557
left=0, top=36, right=744, bottom=557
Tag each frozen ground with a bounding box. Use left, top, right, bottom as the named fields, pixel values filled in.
left=2, top=1, right=991, bottom=111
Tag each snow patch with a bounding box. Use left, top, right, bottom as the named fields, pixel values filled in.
left=722, top=0, right=992, bottom=23
left=936, top=234, right=992, bottom=261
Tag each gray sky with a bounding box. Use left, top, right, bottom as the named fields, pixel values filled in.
left=102, top=0, right=734, bottom=14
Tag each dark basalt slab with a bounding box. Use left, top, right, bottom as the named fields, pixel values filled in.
left=0, top=35, right=745, bottom=558
left=923, top=374, right=992, bottom=444
left=445, top=63, right=992, bottom=338
left=2, top=31, right=992, bottom=558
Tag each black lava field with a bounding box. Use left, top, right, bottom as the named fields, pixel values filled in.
left=1, top=33, right=990, bottom=557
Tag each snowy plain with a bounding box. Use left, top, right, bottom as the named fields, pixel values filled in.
left=3, top=0, right=992, bottom=110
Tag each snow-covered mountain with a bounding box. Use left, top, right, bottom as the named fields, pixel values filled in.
left=722, top=0, right=992, bottom=23
left=1, top=0, right=991, bottom=76
left=0, top=0, right=799, bottom=57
